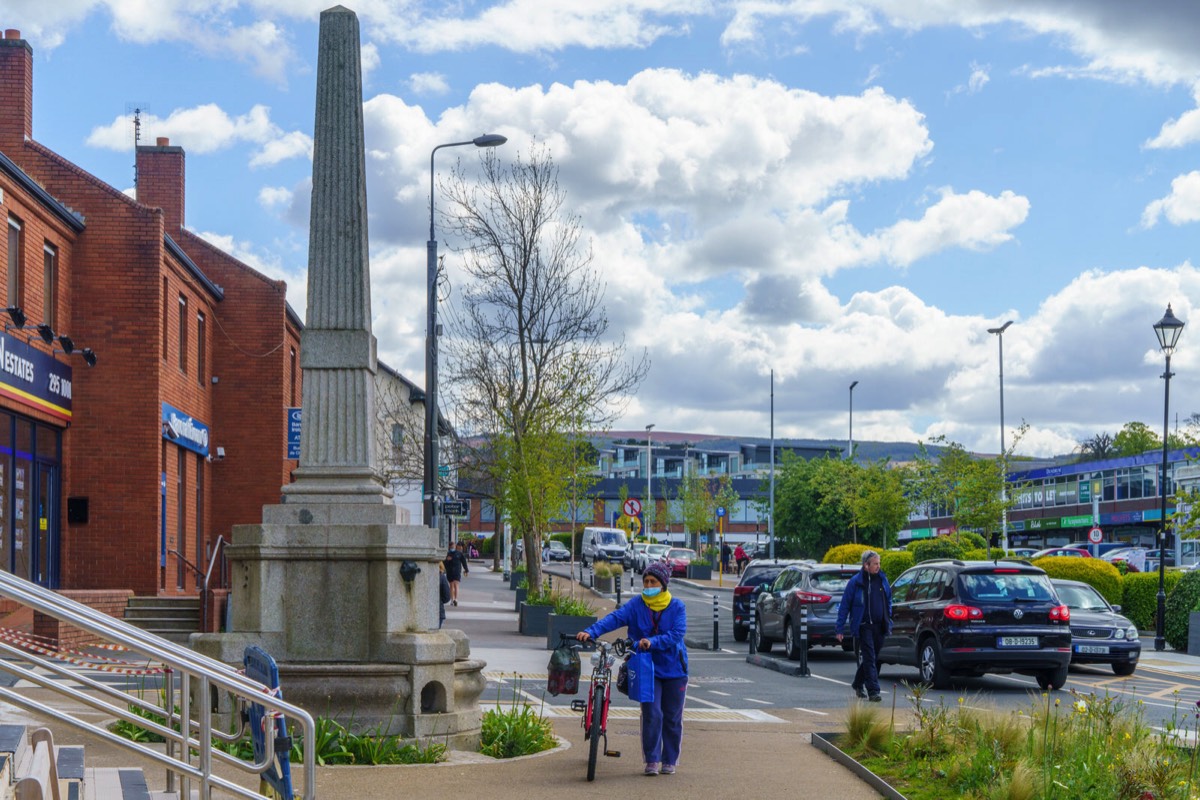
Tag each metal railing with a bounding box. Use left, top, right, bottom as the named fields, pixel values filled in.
left=0, top=570, right=316, bottom=799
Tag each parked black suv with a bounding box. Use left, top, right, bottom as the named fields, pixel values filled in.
left=731, top=559, right=811, bottom=642
left=879, top=560, right=1073, bottom=690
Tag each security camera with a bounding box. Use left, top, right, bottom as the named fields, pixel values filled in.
left=216, top=447, right=226, bottom=460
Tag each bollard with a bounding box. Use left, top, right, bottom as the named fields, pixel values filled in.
left=588, top=563, right=594, bottom=589
left=798, top=603, right=811, bottom=677
left=616, top=581, right=622, bottom=606
left=748, top=612, right=757, bottom=656
left=712, top=594, right=720, bottom=651
left=578, top=560, right=584, bottom=583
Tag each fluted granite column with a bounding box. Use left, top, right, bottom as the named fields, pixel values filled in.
left=283, top=4, right=384, bottom=502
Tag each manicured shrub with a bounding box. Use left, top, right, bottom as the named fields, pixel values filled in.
left=910, top=538, right=967, bottom=564
left=1031, top=556, right=1122, bottom=606
left=823, top=543, right=872, bottom=565
left=479, top=536, right=495, bottom=556
left=879, top=551, right=913, bottom=583
left=1122, top=570, right=1184, bottom=632
left=959, top=531, right=988, bottom=551
left=1164, top=568, right=1200, bottom=651
left=962, top=548, right=1007, bottom=561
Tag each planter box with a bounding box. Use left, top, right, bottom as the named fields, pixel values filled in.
left=509, top=571, right=526, bottom=590
left=546, top=613, right=597, bottom=650
left=1189, top=611, right=1200, bottom=656
left=687, top=563, right=712, bottom=580
left=514, top=586, right=527, bottom=612
left=520, top=602, right=552, bottom=637
left=594, top=576, right=616, bottom=594
left=811, top=732, right=907, bottom=800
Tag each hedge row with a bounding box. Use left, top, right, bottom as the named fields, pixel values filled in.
left=1031, top=556, right=1123, bottom=606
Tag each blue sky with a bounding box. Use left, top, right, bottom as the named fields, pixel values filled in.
left=9, top=1, right=1200, bottom=457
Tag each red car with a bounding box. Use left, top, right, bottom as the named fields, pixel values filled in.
left=663, top=548, right=697, bottom=576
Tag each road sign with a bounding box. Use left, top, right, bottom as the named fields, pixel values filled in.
left=617, top=513, right=642, bottom=537
left=286, top=407, right=301, bottom=459
left=1087, top=526, right=1103, bottom=544
left=716, top=506, right=726, bottom=518
left=443, top=499, right=470, bottom=517
left=624, top=498, right=642, bottom=517
left=438, top=465, right=450, bottom=477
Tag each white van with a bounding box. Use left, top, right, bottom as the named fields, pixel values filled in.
left=581, top=527, right=629, bottom=566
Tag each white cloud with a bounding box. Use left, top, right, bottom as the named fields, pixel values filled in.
left=86, top=103, right=310, bottom=167
left=1142, top=171, right=1200, bottom=228
left=409, top=72, right=450, bottom=95
left=1145, top=90, right=1200, bottom=149
left=877, top=188, right=1029, bottom=266
left=258, top=186, right=293, bottom=210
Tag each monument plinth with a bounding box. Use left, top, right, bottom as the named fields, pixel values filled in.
left=193, top=5, right=485, bottom=747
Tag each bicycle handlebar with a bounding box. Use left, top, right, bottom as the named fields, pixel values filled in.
left=559, top=632, right=636, bottom=656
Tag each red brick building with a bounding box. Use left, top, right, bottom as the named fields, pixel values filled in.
left=0, top=29, right=301, bottom=599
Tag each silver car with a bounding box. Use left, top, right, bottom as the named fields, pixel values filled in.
left=638, top=543, right=671, bottom=573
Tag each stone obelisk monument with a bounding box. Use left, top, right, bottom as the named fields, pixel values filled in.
left=193, top=5, right=485, bottom=746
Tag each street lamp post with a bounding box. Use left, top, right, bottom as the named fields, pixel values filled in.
left=988, top=320, right=1013, bottom=552
left=1154, top=304, right=1185, bottom=652
left=847, top=380, right=858, bottom=461
left=645, top=424, right=654, bottom=538
left=425, top=134, right=507, bottom=531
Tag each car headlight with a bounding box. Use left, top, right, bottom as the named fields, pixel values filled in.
left=1127, top=626, right=1139, bottom=641
left=1113, top=628, right=1125, bottom=640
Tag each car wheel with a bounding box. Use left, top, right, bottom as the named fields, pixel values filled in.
left=1036, top=662, right=1069, bottom=691
left=918, top=637, right=950, bottom=689
left=733, top=623, right=748, bottom=642
left=754, top=615, right=773, bottom=654
left=784, top=618, right=802, bottom=661
left=1112, top=662, right=1137, bottom=677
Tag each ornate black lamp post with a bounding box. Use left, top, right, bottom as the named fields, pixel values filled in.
left=1153, top=304, right=1184, bottom=651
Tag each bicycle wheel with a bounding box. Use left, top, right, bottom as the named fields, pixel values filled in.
left=586, top=681, right=605, bottom=781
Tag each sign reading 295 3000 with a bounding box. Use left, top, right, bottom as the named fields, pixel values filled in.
left=0, top=331, right=72, bottom=420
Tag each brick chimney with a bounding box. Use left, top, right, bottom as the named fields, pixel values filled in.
left=0, top=30, right=33, bottom=151
left=136, top=137, right=186, bottom=236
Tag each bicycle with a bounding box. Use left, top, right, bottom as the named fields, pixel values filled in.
left=561, top=633, right=634, bottom=781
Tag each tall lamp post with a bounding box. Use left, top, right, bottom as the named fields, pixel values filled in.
left=425, top=134, right=507, bottom=531
left=988, top=320, right=1013, bottom=551
left=645, top=424, right=655, bottom=538
left=847, top=380, right=858, bottom=461
left=1154, top=304, right=1185, bottom=651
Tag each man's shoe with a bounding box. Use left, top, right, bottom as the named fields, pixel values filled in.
left=852, top=684, right=866, bottom=699
left=661, top=764, right=676, bottom=775
left=644, top=762, right=661, bottom=776
left=868, top=694, right=882, bottom=702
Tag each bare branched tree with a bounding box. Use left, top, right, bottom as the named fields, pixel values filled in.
left=441, top=145, right=647, bottom=589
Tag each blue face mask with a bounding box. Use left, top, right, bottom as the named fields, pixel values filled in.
left=642, top=587, right=662, bottom=597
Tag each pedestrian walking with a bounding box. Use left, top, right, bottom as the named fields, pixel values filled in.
left=444, top=544, right=469, bottom=606
left=720, top=541, right=732, bottom=574
left=734, top=544, right=748, bottom=575
left=577, top=560, right=688, bottom=777
left=438, top=562, right=451, bottom=628
left=835, top=550, right=892, bottom=702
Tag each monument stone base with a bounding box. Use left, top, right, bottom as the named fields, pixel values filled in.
left=191, top=500, right=486, bottom=747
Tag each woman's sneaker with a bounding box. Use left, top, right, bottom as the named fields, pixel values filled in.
left=661, top=764, right=676, bottom=775
left=644, top=762, right=660, bottom=776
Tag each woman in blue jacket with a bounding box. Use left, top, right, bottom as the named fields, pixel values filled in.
left=577, top=560, right=688, bottom=777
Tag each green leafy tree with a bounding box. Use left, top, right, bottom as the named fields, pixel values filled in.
left=677, top=469, right=715, bottom=552
left=713, top=473, right=741, bottom=546
left=771, top=453, right=854, bottom=558
left=1113, top=421, right=1161, bottom=457
left=855, top=460, right=910, bottom=551
left=1078, top=432, right=1114, bottom=462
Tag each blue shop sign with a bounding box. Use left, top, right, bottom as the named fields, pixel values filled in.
left=0, top=331, right=72, bottom=420
left=161, top=402, right=210, bottom=457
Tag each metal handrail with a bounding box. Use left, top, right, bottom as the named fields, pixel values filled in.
left=0, top=570, right=316, bottom=799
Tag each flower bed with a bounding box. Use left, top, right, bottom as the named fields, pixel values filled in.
left=821, top=682, right=1200, bottom=799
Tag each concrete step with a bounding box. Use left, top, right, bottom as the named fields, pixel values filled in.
left=83, top=768, right=150, bottom=800
left=123, top=598, right=199, bottom=611
left=120, top=616, right=198, bottom=631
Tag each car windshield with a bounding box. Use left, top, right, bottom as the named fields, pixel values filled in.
left=549, top=541, right=567, bottom=551
left=632, top=543, right=649, bottom=552
left=667, top=549, right=695, bottom=560
left=742, top=565, right=787, bottom=585
left=959, top=571, right=1056, bottom=602
left=646, top=545, right=670, bottom=556
left=811, top=571, right=856, bottom=591
left=1054, top=583, right=1110, bottom=611
left=598, top=532, right=626, bottom=546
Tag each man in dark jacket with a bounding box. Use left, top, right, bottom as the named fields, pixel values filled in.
left=835, top=550, right=892, bottom=702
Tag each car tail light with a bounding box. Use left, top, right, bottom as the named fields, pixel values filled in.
left=943, top=604, right=984, bottom=621
left=733, top=586, right=754, bottom=597
left=992, top=568, right=1020, bottom=574
left=1049, top=605, right=1071, bottom=622
left=793, top=591, right=832, bottom=604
